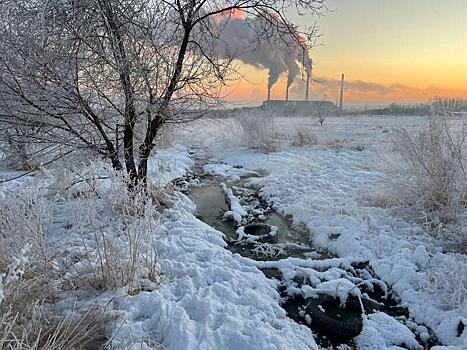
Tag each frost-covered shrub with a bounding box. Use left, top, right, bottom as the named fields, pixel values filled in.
left=64, top=167, right=162, bottom=292
left=386, top=104, right=467, bottom=223
left=0, top=189, right=53, bottom=264
left=291, top=129, right=318, bottom=147
left=421, top=253, right=467, bottom=312
left=235, top=111, right=279, bottom=152
left=46, top=158, right=111, bottom=199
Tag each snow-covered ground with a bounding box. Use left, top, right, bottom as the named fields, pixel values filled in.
left=209, top=146, right=465, bottom=348
left=175, top=115, right=465, bottom=348
left=108, top=192, right=319, bottom=350
left=1, top=115, right=466, bottom=349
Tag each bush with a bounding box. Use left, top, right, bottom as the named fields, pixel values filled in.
left=291, top=129, right=318, bottom=147
left=387, top=102, right=467, bottom=223
left=0, top=188, right=53, bottom=269
left=235, top=111, right=278, bottom=152
left=421, top=253, right=467, bottom=312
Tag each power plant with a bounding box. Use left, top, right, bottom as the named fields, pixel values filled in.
left=261, top=73, right=338, bottom=116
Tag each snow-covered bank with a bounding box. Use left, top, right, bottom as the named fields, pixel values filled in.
left=108, top=193, right=319, bottom=350
left=211, top=146, right=466, bottom=348
left=147, top=144, right=195, bottom=186
left=221, top=182, right=247, bottom=224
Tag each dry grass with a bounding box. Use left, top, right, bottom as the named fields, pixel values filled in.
left=383, top=100, right=467, bottom=223
left=0, top=305, right=107, bottom=350
left=420, top=253, right=467, bottom=312
left=291, top=129, right=318, bottom=147
left=0, top=163, right=165, bottom=349
left=235, top=111, right=279, bottom=152
left=0, top=189, right=53, bottom=264
left=0, top=246, right=107, bottom=349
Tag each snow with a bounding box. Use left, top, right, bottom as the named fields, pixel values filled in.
left=3, top=115, right=467, bottom=349
left=355, top=312, right=422, bottom=350
left=209, top=133, right=466, bottom=348
left=235, top=225, right=279, bottom=243
left=221, top=182, right=247, bottom=225
left=413, top=245, right=430, bottom=268
left=108, top=193, right=319, bottom=350
left=147, top=144, right=195, bottom=186
left=314, top=278, right=362, bottom=306
left=203, top=162, right=259, bottom=181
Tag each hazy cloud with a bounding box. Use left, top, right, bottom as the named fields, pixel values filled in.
left=289, top=76, right=467, bottom=102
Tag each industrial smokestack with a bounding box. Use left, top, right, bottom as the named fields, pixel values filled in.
left=286, top=86, right=289, bottom=101
left=305, top=73, right=310, bottom=101
left=338, top=73, right=344, bottom=115
left=268, top=87, right=271, bottom=101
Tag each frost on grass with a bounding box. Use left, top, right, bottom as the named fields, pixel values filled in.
left=420, top=253, right=467, bottom=312
left=0, top=242, right=106, bottom=349
left=380, top=102, right=467, bottom=228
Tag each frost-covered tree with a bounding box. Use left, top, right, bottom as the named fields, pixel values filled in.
left=0, top=0, right=326, bottom=186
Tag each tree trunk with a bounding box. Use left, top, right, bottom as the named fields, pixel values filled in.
left=137, top=116, right=163, bottom=185
left=136, top=24, right=192, bottom=186
left=98, top=0, right=138, bottom=185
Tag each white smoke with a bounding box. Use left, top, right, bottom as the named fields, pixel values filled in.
left=215, top=15, right=312, bottom=91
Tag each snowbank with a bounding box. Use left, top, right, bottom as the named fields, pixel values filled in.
left=147, top=144, right=195, bottom=185
left=108, top=193, right=319, bottom=350
left=221, top=182, right=247, bottom=225
left=356, top=312, right=422, bottom=350
left=203, top=162, right=259, bottom=181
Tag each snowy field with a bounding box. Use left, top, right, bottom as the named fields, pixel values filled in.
left=1, top=114, right=466, bottom=349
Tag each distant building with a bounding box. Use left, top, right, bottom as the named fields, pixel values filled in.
left=261, top=100, right=335, bottom=116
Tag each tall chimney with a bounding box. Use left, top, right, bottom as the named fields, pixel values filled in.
left=267, top=87, right=271, bottom=101
left=305, top=73, right=310, bottom=101
left=286, top=86, right=289, bottom=101
left=338, top=73, right=344, bottom=115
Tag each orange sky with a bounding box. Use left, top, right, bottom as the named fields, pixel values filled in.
left=223, top=0, right=467, bottom=105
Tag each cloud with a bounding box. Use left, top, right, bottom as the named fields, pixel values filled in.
left=289, top=76, right=467, bottom=102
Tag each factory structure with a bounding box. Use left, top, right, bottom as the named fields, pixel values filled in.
left=261, top=73, right=344, bottom=116
left=261, top=99, right=335, bottom=115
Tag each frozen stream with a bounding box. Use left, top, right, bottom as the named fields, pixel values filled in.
left=188, top=180, right=328, bottom=261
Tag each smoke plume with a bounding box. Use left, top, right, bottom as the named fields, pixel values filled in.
left=215, top=15, right=312, bottom=92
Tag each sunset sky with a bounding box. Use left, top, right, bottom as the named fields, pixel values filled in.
left=225, top=0, right=467, bottom=106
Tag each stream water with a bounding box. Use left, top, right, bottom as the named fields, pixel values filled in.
left=189, top=181, right=328, bottom=260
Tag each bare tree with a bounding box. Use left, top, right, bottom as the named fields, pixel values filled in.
left=314, top=102, right=334, bottom=126
left=0, top=0, right=326, bottom=186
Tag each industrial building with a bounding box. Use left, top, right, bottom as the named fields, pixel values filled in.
left=261, top=100, right=335, bottom=116
left=260, top=73, right=343, bottom=116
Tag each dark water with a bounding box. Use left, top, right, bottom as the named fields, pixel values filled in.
left=188, top=182, right=329, bottom=260
left=189, top=183, right=235, bottom=236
